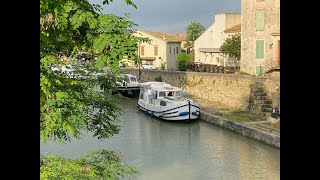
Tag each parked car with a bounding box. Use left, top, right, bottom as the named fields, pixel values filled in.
left=141, top=63, right=157, bottom=70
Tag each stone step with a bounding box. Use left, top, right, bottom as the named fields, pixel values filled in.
left=254, top=99, right=272, bottom=104
left=253, top=92, right=267, bottom=96
left=252, top=88, right=264, bottom=93
left=256, top=96, right=267, bottom=100
left=262, top=104, right=273, bottom=108
left=262, top=108, right=273, bottom=112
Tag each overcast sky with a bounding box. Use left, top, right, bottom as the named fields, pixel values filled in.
left=89, top=0, right=241, bottom=33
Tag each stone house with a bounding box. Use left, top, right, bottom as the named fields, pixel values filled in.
left=240, top=0, right=280, bottom=75
left=134, top=30, right=186, bottom=71
left=194, top=13, right=241, bottom=67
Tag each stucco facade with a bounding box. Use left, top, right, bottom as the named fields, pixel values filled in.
left=194, top=13, right=241, bottom=67
left=241, top=0, right=280, bottom=75
left=134, top=30, right=186, bottom=71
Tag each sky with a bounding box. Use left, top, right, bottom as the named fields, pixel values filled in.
left=89, top=0, right=241, bottom=33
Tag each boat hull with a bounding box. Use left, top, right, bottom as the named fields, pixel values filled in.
left=115, top=86, right=140, bottom=98
left=137, top=101, right=200, bottom=121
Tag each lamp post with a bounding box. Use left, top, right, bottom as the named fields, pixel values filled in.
left=138, top=42, right=141, bottom=80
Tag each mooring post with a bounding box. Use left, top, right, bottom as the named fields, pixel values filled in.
left=188, top=100, right=191, bottom=120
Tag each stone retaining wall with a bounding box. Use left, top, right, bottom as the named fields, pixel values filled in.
left=200, top=111, right=280, bottom=148
left=121, top=69, right=280, bottom=111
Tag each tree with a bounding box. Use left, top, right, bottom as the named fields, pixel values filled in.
left=177, top=53, right=189, bottom=71
left=40, top=0, right=147, bottom=179
left=185, top=21, right=205, bottom=53
left=187, top=50, right=195, bottom=63
left=219, top=33, right=241, bottom=61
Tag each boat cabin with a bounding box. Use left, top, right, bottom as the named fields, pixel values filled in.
left=139, top=82, right=186, bottom=106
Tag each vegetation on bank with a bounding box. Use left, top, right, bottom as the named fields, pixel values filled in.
left=220, top=33, right=241, bottom=61
left=40, top=0, right=149, bottom=179
left=222, top=111, right=267, bottom=123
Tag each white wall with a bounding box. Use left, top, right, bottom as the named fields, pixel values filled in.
left=194, top=13, right=241, bottom=67
left=166, top=42, right=181, bottom=71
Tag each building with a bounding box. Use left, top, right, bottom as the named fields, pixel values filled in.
left=241, top=0, right=280, bottom=75
left=134, top=30, right=186, bottom=71
left=194, top=13, right=241, bottom=67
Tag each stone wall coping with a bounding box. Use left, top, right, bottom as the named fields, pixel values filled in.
left=123, top=68, right=280, bottom=81
left=200, top=110, right=280, bottom=148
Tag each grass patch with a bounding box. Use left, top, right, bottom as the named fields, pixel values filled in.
left=268, top=121, right=280, bottom=129
left=223, top=111, right=266, bottom=123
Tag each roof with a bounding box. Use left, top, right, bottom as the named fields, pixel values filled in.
left=224, top=24, right=241, bottom=33
left=141, top=57, right=156, bottom=60
left=199, top=48, right=221, bottom=53
left=140, top=82, right=182, bottom=91
left=138, top=30, right=187, bottom=42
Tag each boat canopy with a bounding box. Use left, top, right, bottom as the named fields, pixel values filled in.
left=140, top=82, right=182, bottom=92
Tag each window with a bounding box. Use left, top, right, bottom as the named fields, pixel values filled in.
left=154, top=46, right=158, bottom=56
left=176, top=47, right=178, bottom=54
left=170, top=47, right=171, bottom=54
left=256, top=10, right=265, bottom=31
left=175, top=91, right=181, bottom=96
left=256, top=65, right=263, bottom=75
left=167, top=92, right=173, bottom=96
left=159, top=91, right=166, bottom=97
left=256, top=40, right=264, bottom=59
left=160, top=101, right=166, bottom=106
left=216, top=57, right=219, bottom=62
left=141, top=46, right=144, bottom=56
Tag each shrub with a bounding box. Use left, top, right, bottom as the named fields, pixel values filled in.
left=160, top=63, right=166, bottom=70
left=177, top=53, right=189, bottom=71
left=155, top=75, right=162, bottom=82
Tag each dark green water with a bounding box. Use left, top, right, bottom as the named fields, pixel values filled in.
left=41, top=99, right=280, bottom=180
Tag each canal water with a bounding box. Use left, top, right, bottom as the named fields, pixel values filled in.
left=41, top=99, right=280, bottom=180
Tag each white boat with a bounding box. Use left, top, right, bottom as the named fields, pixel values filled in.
left=114, top=74, right=140, bottom=97
left=137, top=82, right=200, bottom=121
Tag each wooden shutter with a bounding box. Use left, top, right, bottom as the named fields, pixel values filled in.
left=256, top=40, right=264, bottom=59
left=256, top=66, right=263, bottom=75
left=256, top=11, right=265, bottom=31
left=154, top=46, right=158, bottom=56
left=141, top=46, right=144, bottom=56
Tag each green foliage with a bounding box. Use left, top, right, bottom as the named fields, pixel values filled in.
left=155, top=75, right=162, bottom=82
left=160, top=62, right=166, bottom=70
left=237, top=71, right=251, bottom=75
left=40, top=0, right=146, bottom=179
left=177, top=53, right=189, bottom=71
left=40, top=0, right=149, bottom=142
left=186, top=21, right=205, bottom=42
left=219, top=33, right=241, bottom=61
left=187, top=51, right=195, bottom=62
left=40, top=150, right=138, bottom=180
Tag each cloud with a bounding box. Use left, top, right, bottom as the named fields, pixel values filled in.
left=89, top=0, right=241, bottom=33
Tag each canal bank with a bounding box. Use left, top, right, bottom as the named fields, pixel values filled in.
left=199, top=110, right=280, bottom=148
left=41, top=98, right=280, bottom=180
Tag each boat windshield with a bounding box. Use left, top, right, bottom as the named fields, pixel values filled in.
left=175, top=91, right=181, bottom=96
left=167, top=91, right=174, bottom=97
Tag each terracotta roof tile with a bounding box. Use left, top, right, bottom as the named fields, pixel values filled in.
left=138, top=30, right=187, bottom=42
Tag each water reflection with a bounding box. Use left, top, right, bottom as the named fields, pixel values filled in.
left=41, top=99, right=280, bottom=180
